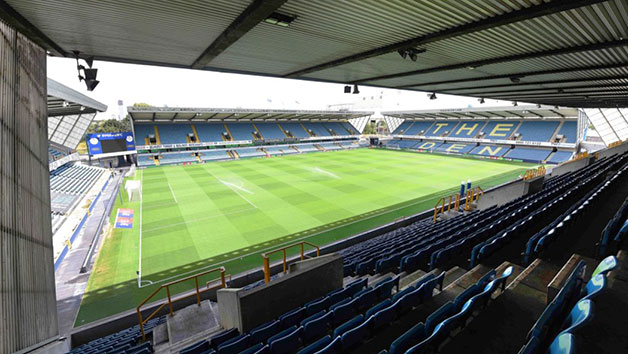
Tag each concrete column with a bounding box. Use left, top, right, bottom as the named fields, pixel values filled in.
left=0, top=19, right=58, bottom=353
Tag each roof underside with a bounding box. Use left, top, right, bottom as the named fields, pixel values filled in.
left=383, top=105, right=579, bottom=120
left=128, top=107, right=372, bottom=122
left=584, top=108, right=628, bottom=145
left=47, top=78, right=106, bottom=150
left=4, top=0, right=628, bottom=108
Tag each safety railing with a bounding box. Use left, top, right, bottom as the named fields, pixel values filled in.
left=523, top=165, right=546, bottom=181
left=464, top=186, right=484, bottom=211
left=136, top=267, right=226, bottom=341
left=262, top=241, right=320, bottom=283
left=433, top=194, right=461, bottom=223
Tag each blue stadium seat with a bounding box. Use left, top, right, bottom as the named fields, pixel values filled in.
left=389, top=322, right=426, bottom=354
left=297, top=335, right=331, bottom=354
left=241, top=343, right=266, bottom=354
left=217, top=334, right=250, bottom=354
left=370, top=302, right=397, bottom=331
left=266, top=326, right=297, bottom=348
left=453, top=284, right=481, bottom=309
left=279, top=307, right=306, bottom=328
left=268, top=326, right=303, bottom=354
left=557, top=121, right=577, bottom=143
left=331, top=297, right=358, bottom=326
left=405, top=322, right=447, bottom=354
left=365, top=299, right=392, bottom=319
left=355, top=287, right=377, bottom=313
left=180, top=340, right=210, bottom=354
left=516, top=121, right=559, bottom=142
left=302, top=311, right=331, bottom=343
left=305, top=297, right=328, bottom=316
left=581, top=274, right=605, bottom=301
left=210, top=328, right=240, bottom=348
left=591, top=255, right=618, bottom=277
left=313, top=335, right=341, bottom=354
left=340, top=316, right=372, bottom=350
left=374, top=276, right=400, bottom=301
left=518, top=336, right=540, bottom=354
left=333, top=314, right=364, bottom=338
left=548, top=333, right=575, bottom=354
left=327, top=287, right=351, bottom=307
left=425, top=302, right=456, bottom=335
left=560, top=299, right=593, bottom=336
left=250, top=320, right=281, bottom=344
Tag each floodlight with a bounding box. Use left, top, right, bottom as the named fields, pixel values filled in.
left=428, top=93, right=437, bottom=100
left=397, top=49, right=407, bottom=59
left=352, top=84, right=360, bottom=94
left=344, top=85, right=351, bottom=93
left=478, top=98, right=485, bottom=104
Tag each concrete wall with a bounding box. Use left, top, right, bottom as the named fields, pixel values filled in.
left=549, top=156, right=591, bottom=177
left=0, top=19, right=59, bottom=353
left=218, top=254, right=343, bottom=333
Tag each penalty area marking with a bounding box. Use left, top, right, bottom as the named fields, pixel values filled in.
left=205, top=168, right=257, bottom=209
left=167, top=182, right=178, bottom=203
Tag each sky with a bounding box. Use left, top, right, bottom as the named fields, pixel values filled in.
left=47, top=57, right=511, bottom=120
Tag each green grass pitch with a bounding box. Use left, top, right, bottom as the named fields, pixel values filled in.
left=75, top=148, right=533, bottom=326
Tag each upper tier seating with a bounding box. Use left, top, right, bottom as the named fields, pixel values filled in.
left=548, top=151, right=573, bottom=164
left=469, top=145, right=509, bottom=157
left=279, top=122, right=311, bottom=139
left=194, top=124, right=227, bottom=142
left=425, top=121, right=458, bottom=137
left=481, top=121, right=518, bottom=140
left=448, top=120, right=485, bottom=138
left=557, top=121, right=577, bottom=143
left=49, top=147, right=67, bottom=161
left=341, top=122, right=359, bottom=135
left=404, top=121, right=435, bottom=136
left=504, top=147, right=552, bottom=163
left=393, top=121, right=413, bottom=135
left=227, top=123, right=257, bottom=141
left=303, top=122, right=331, bottom=137
left=323, top=122, right=350, bottom=136
left=155, top=124, right=193, bottom=144
left=255, top=123, right=286, bottom=140
left=134, top=124, right=156, bottom=144
left=515, top=121, right=560, bottom=142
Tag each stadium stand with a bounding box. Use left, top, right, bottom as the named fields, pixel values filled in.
left=393, top=121, right=413, bottom=135
left=49, top=147, right=67, bottom=161
left=504, top=147, right=552, bottom=163
left=155, top=124, right=193, bottom=145
left=448, top=121, right=485, bottom=138
left=404, top=121, right=434, bottom=136
left=303, top=122, right=331, bottom=137
left=324, top=122, right=353, bottom=136
left=279, top=122, right=311, bottom=139
left=227, top=123, right=257, bottom=141
left=481, top=121, right=518, bottom=140
left=158, top=153, right=197, bottom=164
left=50, top=163, right=106, bottom=213
left=255, top=123, right=286, bottom=140
left=557, top=121, right=578, bottom=143
left=200, top=150, right=230, bottom=161
left=547, top=151, right=574, bottom=164
left=342, top=122, right=359, bottom=135
left=434, top=143, right=476, bottom=154
left=469, top=145, right=509, bottom=157
left=194, top=124, right=229, bottom=143
left=134, top=124, right=157, bottom=145
left=425, top=121, right=458, bottom=137
left=234, top=147, right=266, bottom=158
left=515, top=121, right=560, bottom=142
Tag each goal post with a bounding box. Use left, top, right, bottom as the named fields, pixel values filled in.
left=125, top=180, right=141, bottom=202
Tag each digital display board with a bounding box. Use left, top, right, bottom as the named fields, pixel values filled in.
left=87, top=132, right=135, bottom=155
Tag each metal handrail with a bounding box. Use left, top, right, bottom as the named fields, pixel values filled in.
left=136, top=266, right=226, bottom=341
left=262, top=241, right=320, bottom=283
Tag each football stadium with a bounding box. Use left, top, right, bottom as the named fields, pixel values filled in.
left=2, top=1, right=628, bottom=354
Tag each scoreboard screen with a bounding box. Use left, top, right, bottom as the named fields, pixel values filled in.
left=88, top=132, right=135, bottom=155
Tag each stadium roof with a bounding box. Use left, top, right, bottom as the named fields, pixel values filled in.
left=127, top=107, right=372, bottom=122
left=47, top=78, right=107, bottom=149
left=2, top=1, right=627, bottom=108
left=382, top=105, right=579, bottom=120
left=583, top=108, right=628, bottom=145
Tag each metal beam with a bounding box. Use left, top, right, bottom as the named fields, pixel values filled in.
left=467, top=84, right=628, bottom=96
left=437, top=76, right=628, bottom=93
left=398, top=63, right=628, bottom=89
left=0, top=0, right=66, bottom=56
left=191, top=0, right=288, bottom=69
left=357, top=39, right=628, bottom=84
left=285, top=0, right=608, bottom=78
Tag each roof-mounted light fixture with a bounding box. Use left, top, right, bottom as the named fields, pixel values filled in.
left=73, top=50, right=99, bottom=91
left=510, top=76, right=521, bottom=83
left=344, top=85, right=352, bottom=93
left=352, top=84, right=360, bottom=94
left=478, top=98, right=485, bottom=104
left=264, top=12, right=296, bottom=27
left=428, top=92, right=437, bottom=100
left=398, top=48, right=426, bottom=62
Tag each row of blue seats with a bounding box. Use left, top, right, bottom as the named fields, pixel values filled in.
left=386, top=266, right=512, bottom=354
left=341, top=152, right=609, bottom=279
left=68, top=316, right=165, bottom=354
left=385, top=139, right=568, bottom=164
left=524, top=156, right=628, bottom=264
left=597, top=196, right=628, bottom=258
left=393, top=120, right=577, bottom=143
left=519, top=256, right=617, bottom=354
left=471, top=154, right=625, bottom=268
left=180, top=273, right=443, bottom=354
left=135, top=122, right=358, bottom=145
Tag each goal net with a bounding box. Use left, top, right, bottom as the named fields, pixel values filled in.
left=125, top=180, right=141, bottom=202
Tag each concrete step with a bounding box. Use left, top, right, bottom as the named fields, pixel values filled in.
left=166, top=300, right=220, bottom=345
left=398, top=268, right=427, bottom=290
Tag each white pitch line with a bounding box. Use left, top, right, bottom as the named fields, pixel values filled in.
left=167, top=182, right=178, bottom=203
left=205, top=168, right=257, bottom=209
left=222, top=181, right=253, bottom=194
left=312, top=166, right=340, bottom=179
left=138, top=169, right=144, bottom=288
